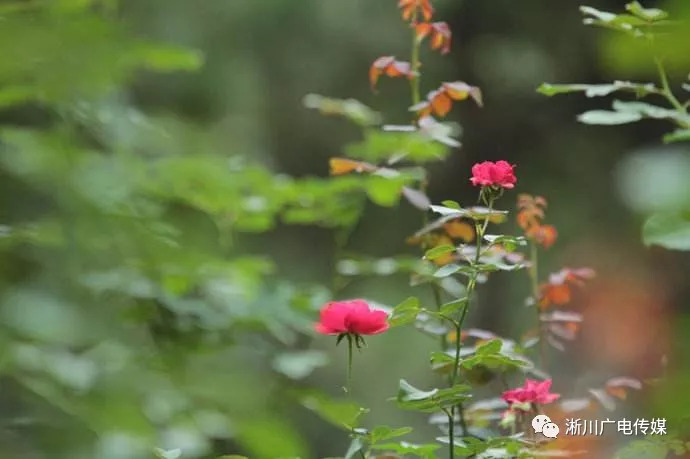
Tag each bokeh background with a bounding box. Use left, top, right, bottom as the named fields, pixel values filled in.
left=0, top=0, right=689, bottom=458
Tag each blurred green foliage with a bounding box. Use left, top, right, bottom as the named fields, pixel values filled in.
left=0, top=1, right=381, bottom=457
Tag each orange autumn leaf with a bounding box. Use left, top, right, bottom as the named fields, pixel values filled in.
left=415, top=21, right=451, bottom=54
left=443, top=220, right=474, bottom=242
left=410, top=81, right=482, bottom=118
left=398, top=0, right=434, bottom=22
left=442, top=81, right=483, bottom=106
left=539, top=283, right=571, bottom=309
left=329, top=157, right=375, bottom=176
left=539, top=268, right=595, bottom=309
left=517, top=193, right=547, bottom=231
left=528, top=224, right=558, bottom=249
left=429, top=89, right=452, bottom=117
left=517, top=194, right=558, bottom=249
left=369, top=56, right=414, bottom=90
left=605, top=377, right=642, bottom=400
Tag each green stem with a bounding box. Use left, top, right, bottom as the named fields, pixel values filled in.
left=529, top=241, right=546, bottom=367
left=446, top=408, right=455, bottom=459
left=346, top=334, right=354, bottom=395
left=655, top=57, right=687, bottom=116
left=410, top=13, right=421, bottom=105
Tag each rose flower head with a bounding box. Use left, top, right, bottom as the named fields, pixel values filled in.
left=470, top=160, right=517, bottom=189
left=502, top=378, right=560, bottom=408
left=315, top=299, right=389, bottom=336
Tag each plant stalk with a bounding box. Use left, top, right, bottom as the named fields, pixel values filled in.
left=346, top=334, right=354, bottom=395
left=528, top=241, right=546, bottom=367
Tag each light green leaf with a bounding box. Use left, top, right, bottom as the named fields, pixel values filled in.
left=537, top=81, right=658, bottom=98
left=272, top=351, right=328, bottom=380
left=345, top=130, right=449, bottom=164
left=369, top=426, right=414, bottom=444
left=424, top=245, right=455, bottom=260
left=663, top=129, right=690, bottom=143
left=612, top=100, right=689, bottom=123
left=625, top=2, right=668, bottom=22
left=439, top=298, right=467, bottom=316
left=642, top=212, right=690, bottom=251
left=371, top=441, right=440, bottom=459
left=300, top=392, right=368, bottom=430
left=389, top=297, right=421, bottom=327
left=433, top=264, right=462, bottom=279
left=396, top=379, right=470, bottom=412
left=578, top=110, right=642, bottom=125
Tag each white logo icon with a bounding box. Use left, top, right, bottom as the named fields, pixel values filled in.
left=532, top=414, right=559, bottom=439
left=532, top=414, right=551, bottom=433
left=542, top=422, right=560, bottom=438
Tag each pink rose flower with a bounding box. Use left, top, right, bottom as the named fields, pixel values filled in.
left=315, top=299, right=389, bottom=336
left=470, top=160, right=517, bottom=189
left=502, top=378, right=560, bottom=406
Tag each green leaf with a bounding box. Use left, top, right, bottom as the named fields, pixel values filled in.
left=578, top=110, right=642, bottom=125
left=371, top=441, right=440, bottom=459
left=429, top=351, right=454, bottom=373
left=300, top=392, right=368, bottom=430
left=537, top=81, right=658, bottom=98
left=236, top=417, right=307, bottom=459
left=389, top=297, right=421, bottom=327
left=365, top=174, right=409, bottom=207
left=625, top=2, right=668, bottom=22
left=272, top=351, right=329, bottom=380
left=461, top=339, right=527, bottom=370
left=133, top=43, right=204, bottom=72
left=440, top=200, right=461, bottom=209
left=614, top=438, right=669, bottom=459
left=439, top=298, right=467, bottom=316
left=579, top=6, right=649, bottom=36
left=345, top=130, right=449, bottom=164
left=303, top=94, right=382, bottom=127
left=612, top=100, right=690, bottom=123
left=344, top=437, right=365, bottom=459
left=477, top=338, right=503, bottom=355
left=483, top=234, right=527, bottom=251
left=663, top=129, right=690, bottom=143
left=433, top=264, right=462, bottom=279
left=424, top=245, right=455, bottom=260
left=396, top=379, right=470, bottom=412
left=642, top=212, right=690, bottom=251
left=369, top=426, right=414, bottom=444
left=154, top=448, right=182, bottom=459
left=429, top=205, right=508, bottom=221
